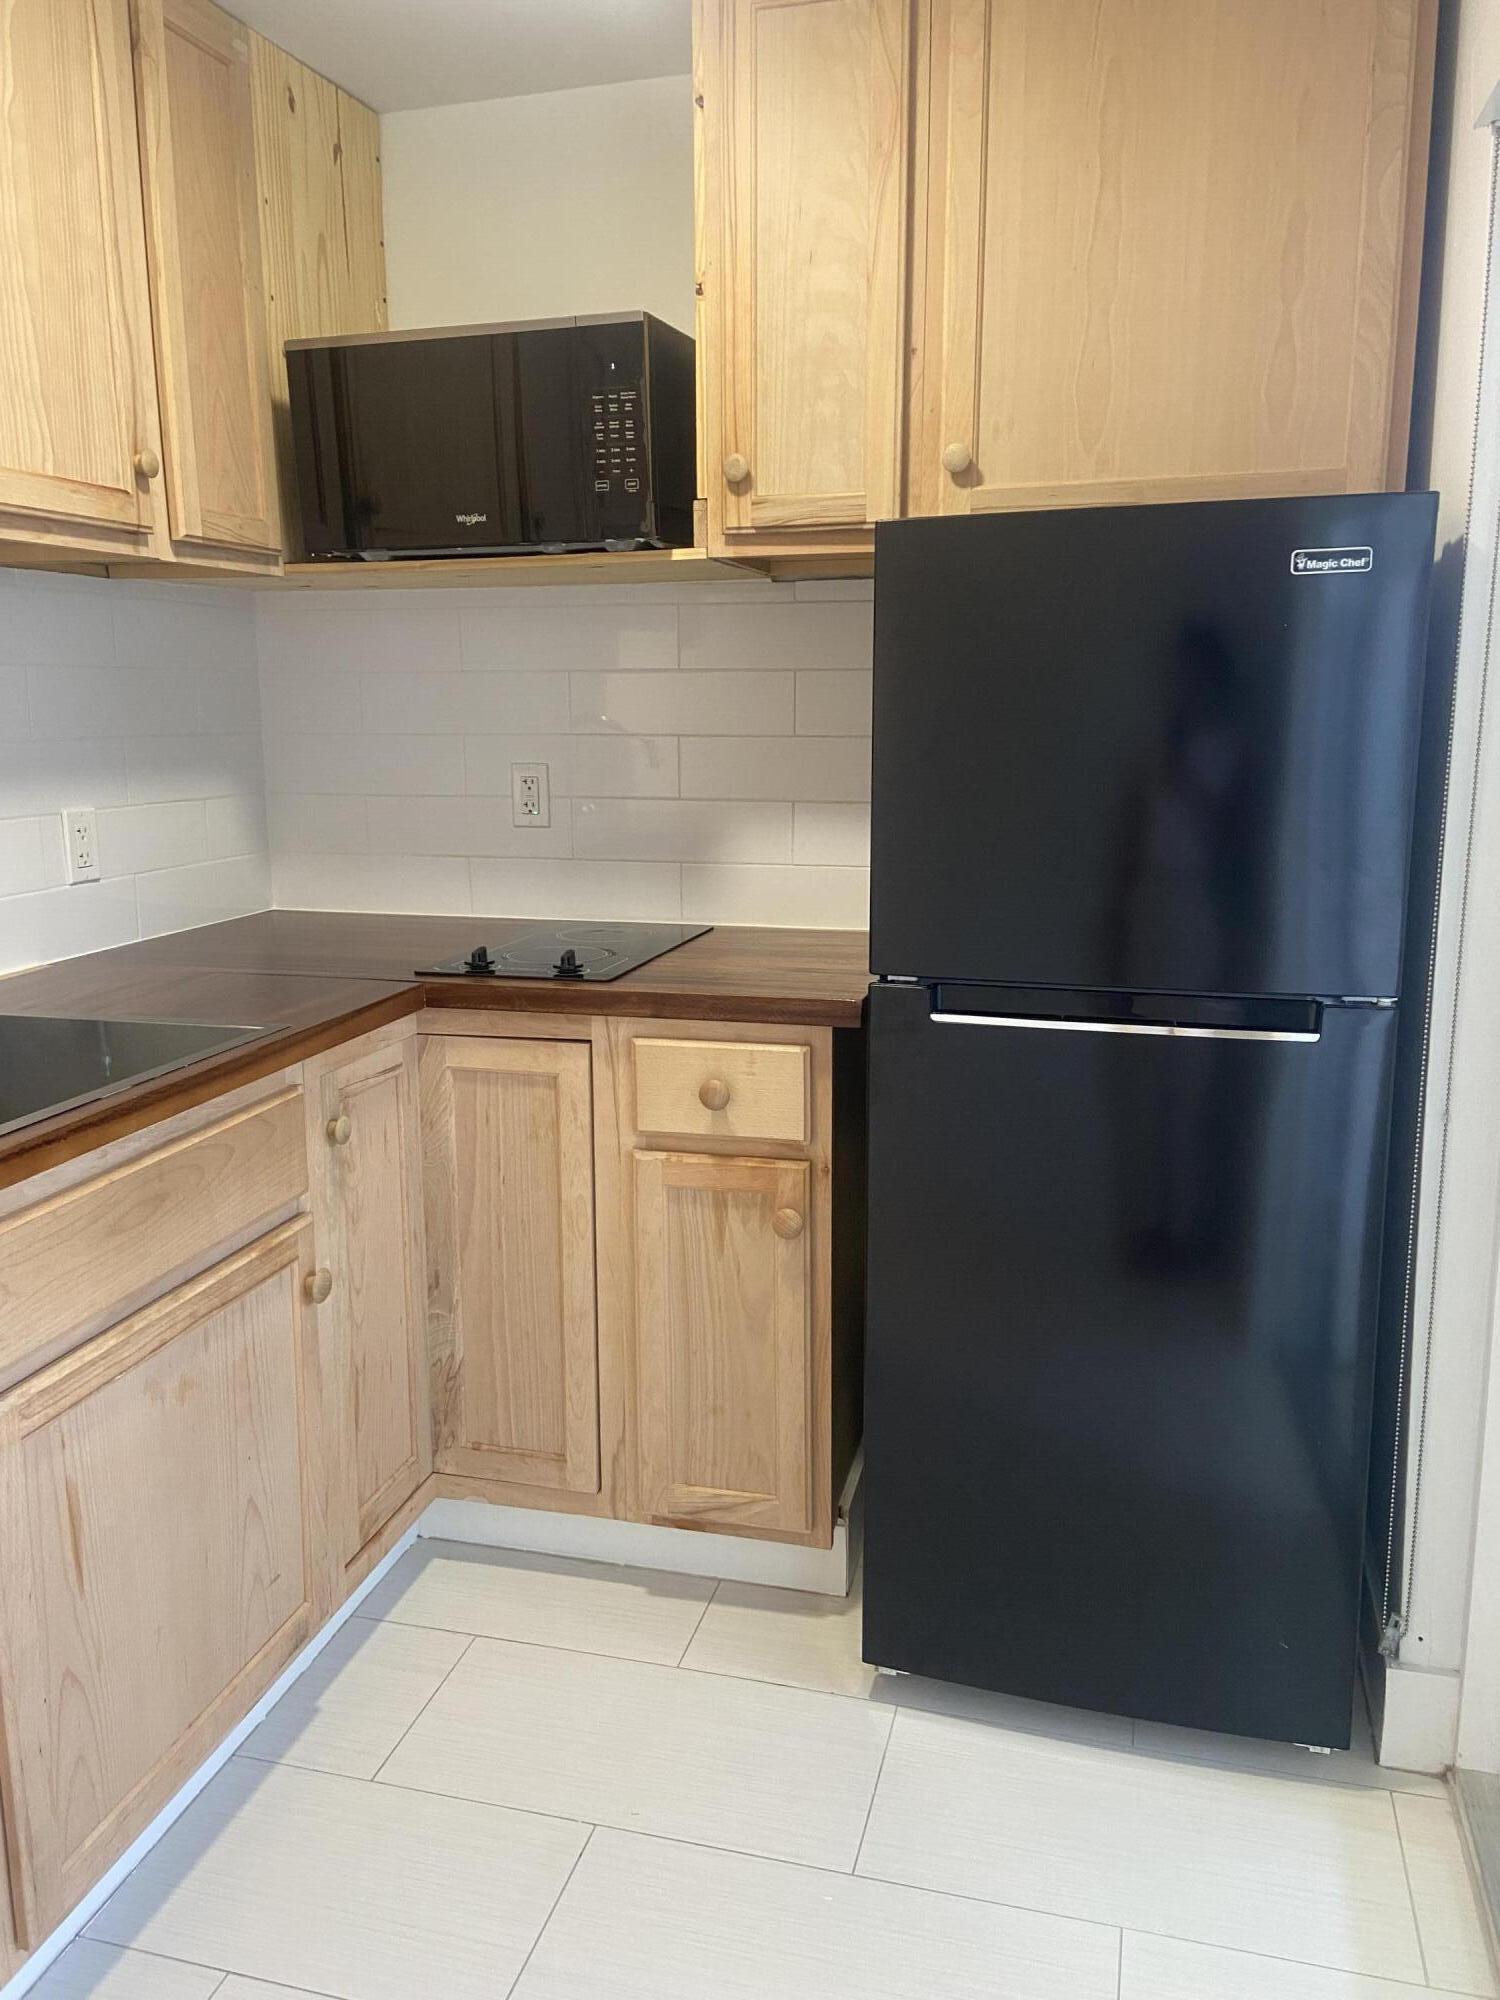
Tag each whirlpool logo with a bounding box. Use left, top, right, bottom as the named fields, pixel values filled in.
left=1290, top=546, right=1374, bottom=576
left=455, top=511, right=488, bottom=527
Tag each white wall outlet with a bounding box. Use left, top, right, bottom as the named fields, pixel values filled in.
left=64, top=807, right=100, bottom=885
left=511, top=762, right=551, bottom=828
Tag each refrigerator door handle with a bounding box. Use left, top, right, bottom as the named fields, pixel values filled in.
left=930, top=1012, right=1322, bottom=1045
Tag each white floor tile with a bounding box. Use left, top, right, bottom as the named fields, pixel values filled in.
left=216, top=1984, right=329, bottom=1999
left=1120, top=1932, right=1451, bottom=1999
left=377, top=1636, right=893, bottom=1868
left=878, top=1671, right=1136, bottom=1752
left=857, top=1711, right=1424, bottom=1980
left=236, top=1615, right=469, bottom=1778
left=681, top=1576, right=876, bottom=1698
left=1395, top=1792, right=1499, bottom=1995
left=513, top=1826, right=1120, bottom=2000
left=25, top=1939, right=222, bottom=1999
left=362, top=1540, right=717, bottom=1665
left=1132, top=1698, right=1447, bottom=1797
left=87, top=1758, right=586, bottom=2000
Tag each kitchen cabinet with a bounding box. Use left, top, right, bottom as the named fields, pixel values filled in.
left=696, top=0, right=911, bottom=556
left=421, top=1035, right=602, bottom=1497
left=635, top=1151, right=815, bottom=1535
left=696, top=0, right=1435, bottom=555
left=908, top=0, right=1435, bottom=514
left=0, top=1220, right=328, bottom=1948
left=0, top=0, right=166, bottom=561
left=132, top=0, right=280, bottom=560
left=306, top=1030, right=430, bottom=1572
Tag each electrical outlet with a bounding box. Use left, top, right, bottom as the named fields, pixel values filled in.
left=64, top=807, right=100, bottom=885
left=511, top=762, right=551, bottom=828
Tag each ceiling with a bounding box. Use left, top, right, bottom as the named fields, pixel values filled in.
left=226, top=0, right=692, bottom=113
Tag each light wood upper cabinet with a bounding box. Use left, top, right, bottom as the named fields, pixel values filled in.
left=307, top=1033, right=429, bottom=1566
left=697, top=0, right=912, bottom=548
left=132, top=0, right=280, bottom=557
left=909, top=0, right=1436, bottom=516
left=0, top=0, right=165, bottom=556
left=422, top=1037, right=601, bottom=1495
left=0, top=1222, right=326, bottom=1948
left=635, top=1151, right=814, bottom=1535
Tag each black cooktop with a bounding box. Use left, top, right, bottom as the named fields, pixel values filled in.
left=0, top=1015, right=269, bottom=1139
left=418, top=921, right=711, bottom=982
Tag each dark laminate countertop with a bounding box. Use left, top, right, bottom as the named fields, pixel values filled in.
left=0, top=912, right=871, bottom=1190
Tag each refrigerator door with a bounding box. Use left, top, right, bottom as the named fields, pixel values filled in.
left=862, top=982, right=1397, bottom=1746
left=871, top=493, right=1436, bottom=996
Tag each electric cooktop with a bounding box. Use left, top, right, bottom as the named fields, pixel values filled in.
left=0, top=1015, right=269, bottom=1139
left=418, top=921, right=711, bottom=983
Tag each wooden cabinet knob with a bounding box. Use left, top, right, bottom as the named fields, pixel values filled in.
left=723, top=452, right=750, bottom=485
left=134, top=447, right=161, bottom=480
left=698, top=1076, right=732, bottom=1111
left=941, top=441, right=972, bottom=476
left=303, top=1268, right=333, bottom=1305
left=326, top=1114, right=352, bottom=1146
left=772, top=1207, right=805, bottom=1239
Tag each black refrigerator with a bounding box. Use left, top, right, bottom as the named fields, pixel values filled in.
left=863, top=492, right=1437, bottom=1749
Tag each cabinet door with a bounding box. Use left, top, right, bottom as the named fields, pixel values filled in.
left=133, top=0, right=280, bottom=555
left=310, top=1037, right=429, bottom=1564
left=0, top=1222, right=325, bottom=1948
left=912, top=0, right=1434, bottom=516
left=422, top=1038, right=600, bottom=1494
left=635, top=1151, right=812, bottom=1535
left=0, top=0, right=164, bottom=548
left=703, top=0, right=911, bottom=539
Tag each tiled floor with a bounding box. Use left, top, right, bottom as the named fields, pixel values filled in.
left=32, top=1539, right=1491, bottom=2000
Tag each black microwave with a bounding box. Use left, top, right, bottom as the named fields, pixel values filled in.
left=286, top=312, right=695, bottom=560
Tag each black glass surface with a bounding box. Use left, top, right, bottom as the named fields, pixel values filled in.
left=870, top=492, right=1437, bottom=997
left=418, top=922, right=711, bottom=982
left=0, top=1016, right=268, bottom=1138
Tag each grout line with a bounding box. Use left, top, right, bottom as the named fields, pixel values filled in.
left=502, top=1823, right=597, bottom=2000
left=673, top=1579, right=721, bottom=1665
left=367, top=1633, right=476, bottom=1784
left=1392, top=1788, right=1432, bottom=1984
left=850, top=1706, right=898, bottom=1877
left=1115, top=1926, right=1124, bottom=2000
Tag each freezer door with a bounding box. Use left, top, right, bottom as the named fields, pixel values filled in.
left=871, top=493, right=1436, bottom=994
left=862, top=982, right=1397, bottom=1746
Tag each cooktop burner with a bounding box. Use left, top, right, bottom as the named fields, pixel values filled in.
left=417, top=922, right=711, bottom=983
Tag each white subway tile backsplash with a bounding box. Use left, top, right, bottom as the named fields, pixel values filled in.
left=470, top=857, right=683, bottom=922
left=0, top=737, right=130, bottom=815
left=571, top=671, right=793, bottom=736
left=367, top=795, right=573, bottom=859
left=793, top=803, right=872, bottom=867
left=264, top=733, right=464, bottom=798
left=0, top=817, right=56, bottom=898
left=682, top=864, right=870, bottom=928
left=0, top=571, right=115, bottom=666
left=126, top=732, right=265, bottom=806
left=0, top=878, right=139, bottom=976
left=463, top=735, right=579, bottom=796
left=460, top=601, right=678, bottom=672
left=463, top=673, right=573, bottom=732
left=568, top=734, right=679, bottom=798
left=205, top=791, right=268, bottom=861
left=261, top=667, right=365, bottom=736
left=257, top=595, right=463, bottom=674
left=679, top=601, right=872, bottom=671
left=679, top=736, right=870, bottom=802
left=0, top=661, right=29, bottom=733
left=267, top=794, right=370, bottom=854
left=796, top=670, right=872, bottom=736
left=135, top=853, right=271, bottom=940
left=572, top=798, right=791, bottom=865
left=113, top=585, right=255, bottom=671
left=197, top=666, right=265, bottom=734
left=274, top=850, right=473, bottom=914
left=792, top=578, right=875, bottom=601
left=98, top=800, right=209, bottom=878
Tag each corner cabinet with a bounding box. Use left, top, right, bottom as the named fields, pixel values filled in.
left=695, top=0, right=1436, bottom=556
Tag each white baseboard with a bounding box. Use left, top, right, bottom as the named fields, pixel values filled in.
left=0, top=1525, right=420, bottom=2000
left=1378, top=1661, right=1461, bottom=1775
left=421, top=1495, right=856, bottom=1595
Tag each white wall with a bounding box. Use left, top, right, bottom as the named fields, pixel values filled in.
left=0, top=570, right=269, bottom=976
left=381, top=74, right=695, bottom=333
left=255, top=579, right=872, bottom=927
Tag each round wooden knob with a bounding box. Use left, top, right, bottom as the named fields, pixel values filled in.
left=303, top=1268, right=333, bottom=1304
left=723, top=452, right=750, bottom=485
left=134, top=447, right=161, bottom=480
left=326, top=1114, right=352, bottom=1147
left=772, top=1207, right=805, bottom=1239
left=698, top=1076, right=732, bottom=1112
left=941, top=442, right=972, bottom=475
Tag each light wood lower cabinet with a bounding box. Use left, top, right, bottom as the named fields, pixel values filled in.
left=306, top=1032, right=429, bottom=1568
left=421, top=1036, right=601, bottom=1496
left=0, top=1219, right=326, bottom=1948
left=635, top=1151, right=814, bottom=1535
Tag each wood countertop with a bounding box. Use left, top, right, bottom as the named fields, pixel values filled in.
left=0, top=912, right=871, bottom=1190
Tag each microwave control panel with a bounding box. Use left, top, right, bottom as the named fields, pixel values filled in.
left=591, top=385, right=642, bottom=497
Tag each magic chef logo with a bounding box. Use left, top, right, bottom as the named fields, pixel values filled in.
left=1290, top=546, right=1374, bottom=576
left=455, top=511, right=488, bottom=527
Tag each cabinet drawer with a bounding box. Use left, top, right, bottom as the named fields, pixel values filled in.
left=0, top=1087, right=306, bottom=1385
left=633, top=1039, right=810, bottom=1145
